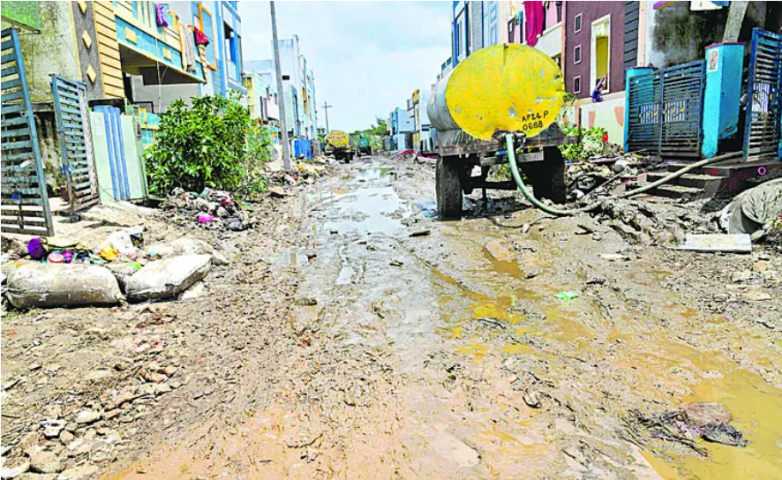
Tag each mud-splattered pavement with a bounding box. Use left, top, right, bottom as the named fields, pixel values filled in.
left=12, top=156, right=779, bottom=480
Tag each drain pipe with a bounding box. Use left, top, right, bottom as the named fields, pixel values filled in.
left=504, top=134, right=743, bottom=217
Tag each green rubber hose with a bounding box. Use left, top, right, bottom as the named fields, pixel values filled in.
left=505, top=134, right=742, bottom=217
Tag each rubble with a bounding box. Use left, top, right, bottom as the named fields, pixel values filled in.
left=162, top=188, right=255, bottom=231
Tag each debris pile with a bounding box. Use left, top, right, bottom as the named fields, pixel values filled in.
left=566, top=152, right=650, bottom=201
left=1, top=229, right=222, bottom=309
left=162, top=188, right=255, bottom=231
left=261, top=159, right=330, bottom=188
left=626, top=402, right=748, bottom=457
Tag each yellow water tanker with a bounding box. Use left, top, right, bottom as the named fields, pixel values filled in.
left=429, top=44, right=565, bottom=140
left=326, top=130, right=350, bottom=148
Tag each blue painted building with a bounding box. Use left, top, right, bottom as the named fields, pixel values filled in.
left=131, top=1, right=246, bottom=112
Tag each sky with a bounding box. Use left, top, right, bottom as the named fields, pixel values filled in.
left=239, top=1, right=452, bottom=133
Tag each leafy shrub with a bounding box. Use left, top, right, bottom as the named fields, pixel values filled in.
left=145, top=92, right=273, bottom=196
left=559, top=125, right=607, bottom=162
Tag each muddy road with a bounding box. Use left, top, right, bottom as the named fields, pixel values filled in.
left=9, top=156, right=778, bottom=480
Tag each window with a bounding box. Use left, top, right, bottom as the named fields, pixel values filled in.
left=574, top=45, right=582, bottom=64
left=224, top=22, right=236, bottom=63
left=574, top=13, right=582, bottom=33
left=282, top=75, right=290, bottom=80
left=574, top=76, right=581, bottom=94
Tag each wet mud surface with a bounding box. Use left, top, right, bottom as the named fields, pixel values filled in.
left=5, top=156, right=779, bottom=479
left=110, top=156, right=780, bottom=479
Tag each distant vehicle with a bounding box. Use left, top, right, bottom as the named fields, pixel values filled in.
left=357, top=137, right=372, bottom=157
left=325, top=130, right=355, bottom=162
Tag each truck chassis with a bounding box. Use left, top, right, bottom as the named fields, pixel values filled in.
left=435, top=125, right=575, bottom=218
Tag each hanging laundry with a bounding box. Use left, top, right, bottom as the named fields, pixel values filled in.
left=180, top=21, right=197, bottom=71
left=524, top=1, right=544, bottom=47
left=192, top=25, right=210, bottom=46
left=154, top=4, right=169, bottom=28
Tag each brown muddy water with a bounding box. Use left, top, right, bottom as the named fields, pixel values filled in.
left=105, top=159, right=782, bottom=479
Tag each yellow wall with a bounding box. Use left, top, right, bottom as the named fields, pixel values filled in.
left=596, top=36, right=609, bottom=82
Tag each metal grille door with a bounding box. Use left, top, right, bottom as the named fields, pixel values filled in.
left=626, top=60, right=706, bottom=158
left=626, top=71, right=661, bottom=154
left=51, top=74, right=101, bottom=212
left=743, top=28, right=782, bottom=160
left=1, top=28, right=54, bottom=236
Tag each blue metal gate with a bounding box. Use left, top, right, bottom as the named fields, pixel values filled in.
left=51, top=74, right=101, bottom=213
left=1, top=28, right=54, bottom=236
left=94, top=105, right=131, bottom=200
left=743, top=28, right=782, bottom=160
left=626, top=60, right=706, bottom=158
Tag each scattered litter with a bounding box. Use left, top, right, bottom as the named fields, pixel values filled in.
left=555, top=291, right=579, bottom=300
left=599, top=253, right=630, bottom=262
left=198, top=213, right=215, bottom=223
left=295, top=295, right=318, bottom=306
left=389, top=260, right=403, bottom=267
left=410, top=229, right=431, bottom=237
left=163, top=188, right=254, bottom=231
left=680, top=234, right=752, bottom=254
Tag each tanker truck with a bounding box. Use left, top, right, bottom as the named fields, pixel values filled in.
left=357, top=135, right=372, bottom=157
left=428, top=43, right=577, bottom=218
left=325, top=130, right=355, bottom=162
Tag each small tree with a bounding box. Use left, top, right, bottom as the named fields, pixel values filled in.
left=145, top=92, right=272, bottom=196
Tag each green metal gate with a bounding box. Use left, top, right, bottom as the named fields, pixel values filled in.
left=743, top=28, right=782, bottom=160
left=626, top=60, right=706, bottom=158
left=1, top=28, right=54, bottom=236
left=51, top=74, right=101, bottom=212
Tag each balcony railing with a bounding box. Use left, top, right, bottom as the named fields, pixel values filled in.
left=113, top=1, right=206, bottom=84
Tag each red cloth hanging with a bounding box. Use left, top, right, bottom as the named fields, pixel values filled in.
left=524, top=1, right=545, bottom=47
left=191, top=25, right=210, bottom=46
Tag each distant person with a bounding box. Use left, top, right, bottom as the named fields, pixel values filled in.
left=592, top=75, right=607, bottom=103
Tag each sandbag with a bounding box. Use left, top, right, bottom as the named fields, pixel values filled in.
left=6, top=263, right=124, bottom=309
left=125, top=254, right=212, bottom=301
left=146, top=238, right=213, bottom=259
left=728, top=179, right=782, bottom=236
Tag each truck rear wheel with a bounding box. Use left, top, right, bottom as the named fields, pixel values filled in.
left=436, top=157, right=462, bottom=218
left=520, top=147, right=566, bottom=204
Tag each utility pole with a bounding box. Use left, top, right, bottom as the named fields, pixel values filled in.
left=271, top=1, right=291, bottom=170
left=321, top=101, right=332, bottom=134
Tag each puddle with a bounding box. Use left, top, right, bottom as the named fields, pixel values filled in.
left=317, top=168, right=404, bottom=238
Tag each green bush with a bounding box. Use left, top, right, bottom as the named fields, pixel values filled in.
left=145, top=92, right=273, bottom=196
left=559, top=125, right=607, bottom=162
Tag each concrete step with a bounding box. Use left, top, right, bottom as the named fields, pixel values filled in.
left=647, top=184, right=705, bottom=199
left=646, top=172, right=728, bottom=189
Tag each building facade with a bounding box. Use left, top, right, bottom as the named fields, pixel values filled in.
left=245, top=35, right=318, bottom=142
left=243, top=71, right=280, bottom=145
left=131, top=1, right=247, bottom=113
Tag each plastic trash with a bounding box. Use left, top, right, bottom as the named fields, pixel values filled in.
left=27, top=238, right=45, bottom=259
left=6, top=263, right=124, bottom=308
left=198, top=213, right=215, bottom=223
left=99, top=245, right=119, bottom=261
left=125, top=254, right=212, bottom=301
left=555, top=291, right=579, bottom=300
